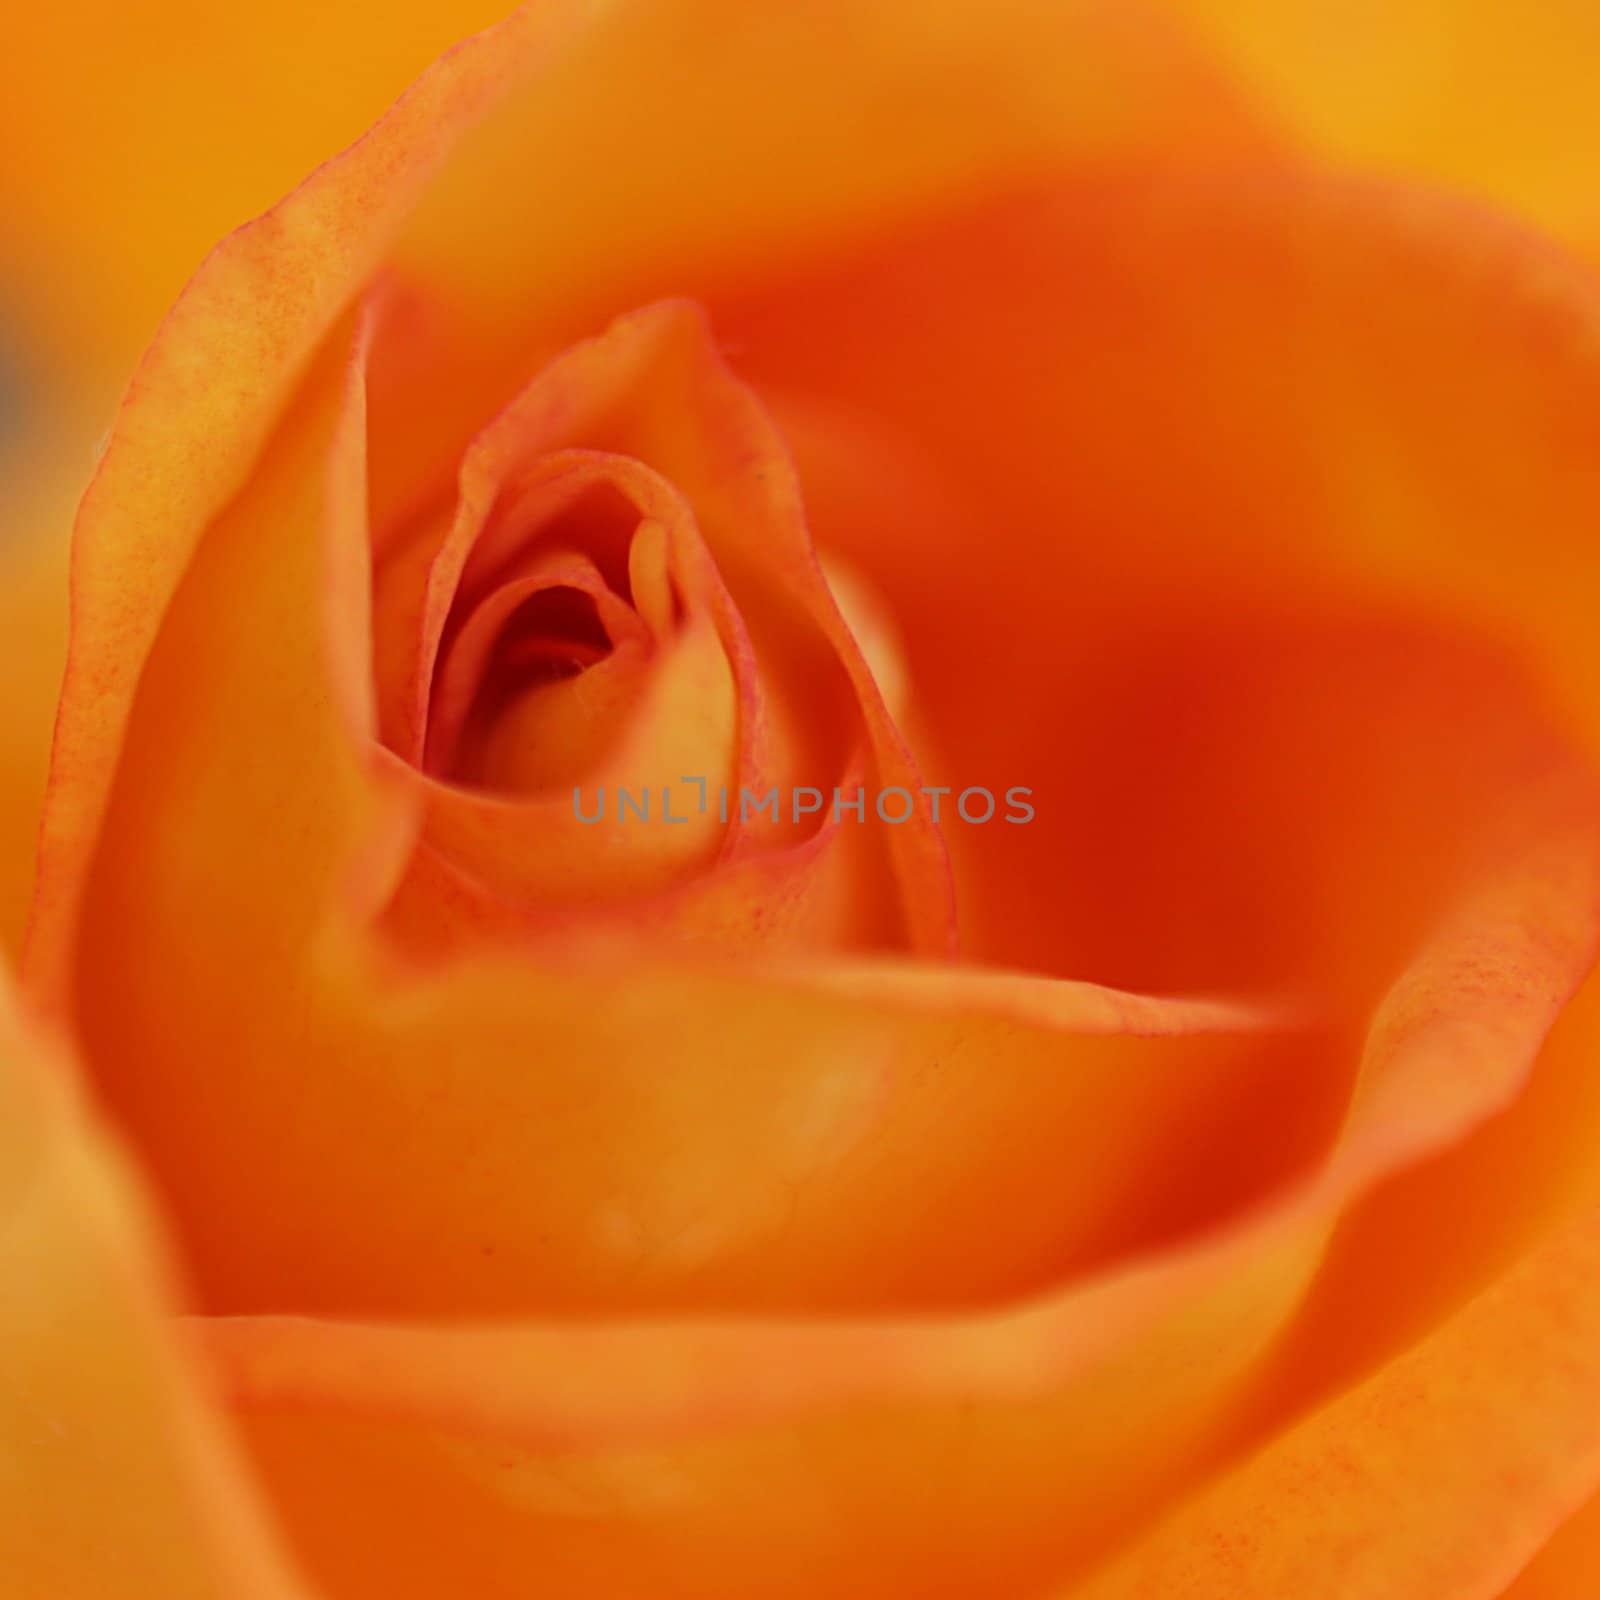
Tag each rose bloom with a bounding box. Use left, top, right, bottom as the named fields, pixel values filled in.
left=6, top=1, right=1600, bottom=1596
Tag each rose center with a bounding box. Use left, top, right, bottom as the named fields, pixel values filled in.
left=422, top=478, right=672, bottom=794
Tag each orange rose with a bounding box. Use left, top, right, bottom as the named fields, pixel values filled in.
left=8, top=2, right=1600, bottom=1596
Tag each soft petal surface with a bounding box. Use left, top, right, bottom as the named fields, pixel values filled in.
left=0, top=969, right=315, bottom=1598
left=195, top=816, right=1600, bottom=1596
left=387, top=0, right=1267, bottom=339
left=1499, top=1486, right=1600, bottom=1599
left=705, top=172, right=1600, bottom=1001
left=1065, top=1194, right=1600, bottom=1600
left=0, top=0, right=1260, bottom=368
left=23, top=0, right=582, bottom=1004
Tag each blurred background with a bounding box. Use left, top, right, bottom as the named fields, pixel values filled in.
left=0, top=0, right=509, bottom=953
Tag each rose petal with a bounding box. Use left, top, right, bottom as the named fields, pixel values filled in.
left=379, top=451, right=747, bottom=910
left=0, top=968, right=316, bottom=1599
left=711, top=171, right=1600, bottom=1007
left=45, top=257, right=1344, bottom=1323
left=1498, top=1485, right=1600, bottom=1599
left=1064, top=1198, right=1600, bottom=1600
left=384, top=0, right=1267, bottom=349
left=373, top=299, right=954, bottom=955
left=81, top=743, right=1335, bottom=1316
left=194, top=810, right=1600, bottom=1594
left=28, top=0, right=1265, bottom=1002
left=24, top=0, right=584, bottom=1004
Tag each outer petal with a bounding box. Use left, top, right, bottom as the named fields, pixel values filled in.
left=684, top=172, right=1600, bottom=1586
left=710, top=173, right=1600, bottom=1003
left=0, top=969, right=317, bottom=1598
left=194, top=817, right=1600, bottom=1597
left=0, top=0, right=1260, bottom=366
left=1065, top=1195, right=1600, bottom=1600
left=23, top=0, right=577, bottom=1004
left=1498, top=1488, right=1600, bottom=1599
left=386, top=0, right=1266, bottom=334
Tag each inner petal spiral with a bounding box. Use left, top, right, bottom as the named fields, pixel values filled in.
left=363, top=298, right=955, bottom=960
